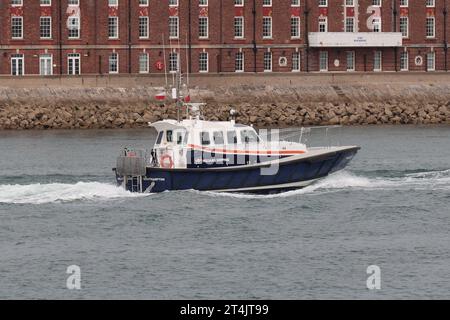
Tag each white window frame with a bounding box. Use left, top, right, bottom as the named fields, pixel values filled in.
left=263, top=51, right=272, bottom=72
left=11, top=54, right=24, bottom=76
left=199, top=52, right=209, bottom=73
left=39, top=54, right=53, bottom=76
left=373, top=50, right=382, bottom=72
left=319, top=51, right=328, bottom=72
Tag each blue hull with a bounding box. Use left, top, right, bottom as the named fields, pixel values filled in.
left=115, top=147, right=359, bottom=194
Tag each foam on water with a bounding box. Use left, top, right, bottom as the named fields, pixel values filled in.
left=0, top=169, right=448, bottom=204
left=202, top=169, right=450, bottom=199
left=0, top=182, right=149, bottom=204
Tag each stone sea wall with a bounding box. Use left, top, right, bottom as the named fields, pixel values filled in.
left=0, top=74, right=449, bottom=130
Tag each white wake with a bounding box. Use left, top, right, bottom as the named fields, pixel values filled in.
left=0, top=182, right=148, bottom=204
left=1, top=169, right=448, bottom=203
left=201, top=169, right=450, bottom=199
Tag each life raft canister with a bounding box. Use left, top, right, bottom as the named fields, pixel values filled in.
left=160, top=154, right=174, bottom=169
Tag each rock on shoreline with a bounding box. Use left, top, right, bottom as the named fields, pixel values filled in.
left=0, top=100, right=448, bottom=130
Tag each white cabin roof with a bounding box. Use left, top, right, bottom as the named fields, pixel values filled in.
left=149, top=119, right=253, bottom=132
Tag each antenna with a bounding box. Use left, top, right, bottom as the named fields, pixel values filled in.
left=185, top=32, right=190, bottom=86
left=169, top=36, right=175, bottom=87
left=162, top=34, right=168, bottom=89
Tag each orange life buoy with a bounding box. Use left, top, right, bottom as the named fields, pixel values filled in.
left=160, top=154, right=174, bottom=169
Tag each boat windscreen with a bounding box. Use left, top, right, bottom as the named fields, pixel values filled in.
left=156, top=131, right=164, bottom=145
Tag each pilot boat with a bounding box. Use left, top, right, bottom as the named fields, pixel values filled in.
left=114, top=52, right=359, bottom=194
left=114, top=103, right=360, bottom=194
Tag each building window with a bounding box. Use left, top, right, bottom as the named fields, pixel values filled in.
left=291, top=16, right=300, bottom=39
left=108, top=17, right=119, bottom=39
left=426, top=0, right=435, bottom=7
left=139, top=16, right=149, bottom=39
left=11, top=54, right=24, bottom=76
left=400, top=51, right=408, bottom=71
left=427, top=52, right=435, bottom=71
left=169, top=0, right=179, bottom=5
left=40, top=16, right=52, bottom=39
left=319, top=17, right=327, bottom=32
left=199, top=0, right=208, bottom=6
left=319, top=0, right=327, bottom=7
left=346, top=51, right=355, bottom=71
left=346, top=0, right=354, bottom=6
left=11, top=16, right=23, bottom=39
left=400, top=16, right=408, bottom=38
left=374, top=51, right=382, bottom=71
left=234, top=0, right=244, bottom=6
left=169, top=16, right=179, bottom=39
left=68, top=0, right=79, bottom=5
left=372, top=17, right=381, bottom=32
left=108, top=0, right=118, bottom=6
left=263, top=0, right=272, bottom=6
left=292, top=52, right=300, bottom=72
left=262, top=17, right=272, bottom=39
left=169, top=52, right=179, bottom=73
left=345, top=17, right=354, bottom=32
left=199, top=17, right=209, bottom=39
left=39, top=54, right=53, bottom=76
left=234, top=17, right=244, bottom=38
left=263, top=51, right=272, bottom=72
left=109, top=52, right=119, bottom=73
left=319, top=51, right=328, bottom=71
left=40, top=0, right=51, bottom=5
left=68, top=16, right=80, bottom=38
left=68, top=53, right=80, bottom=75
left=139, top=0, right=149, bottom=6
left=400, top=0, right=408, bottom=6
left=139, top=53, right=149, bottom=73
left=199, top=52, right=208, bottom=72
left=235, top=52, right=244, bottom=72
left=11, top=0, right=23, bottom=5
left=291, top=0, right=300, bottom=6
left=426, top=17, right=435, bottom=38
left=372, top=0, right=381, bottom=6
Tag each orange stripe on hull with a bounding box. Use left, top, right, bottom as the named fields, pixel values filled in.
left=187, top=144, right=306, bottom=156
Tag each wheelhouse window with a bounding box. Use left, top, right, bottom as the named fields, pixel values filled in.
left=156, top=131, right=164, bottom=145
left=213, top=131, right=225, bottom=145
left=227, top=131, right=238, bottom=144
left=201, top=132, right=211, bottom=145
left=166, top=130, right=173, bottom=143
left=176, top=131, right=186, bottom=145
left=240, top=130, right=259, bottom=144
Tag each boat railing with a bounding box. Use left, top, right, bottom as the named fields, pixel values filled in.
left=262, top=125, right=342, bottom=149
left=116, top=148, right=152, bottom=176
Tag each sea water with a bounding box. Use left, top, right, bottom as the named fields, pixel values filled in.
left=0, top=126, right=449, bottom=299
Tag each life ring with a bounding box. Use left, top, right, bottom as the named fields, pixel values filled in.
left=160, top=154, right=174, bottom=169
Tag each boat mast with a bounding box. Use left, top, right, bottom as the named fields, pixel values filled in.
left=176, top=59, right=182, bottom=123
left=176, top=37, right=182, bottom=123
left=162, top=34, right=168, bottom=89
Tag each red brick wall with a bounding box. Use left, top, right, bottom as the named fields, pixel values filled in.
left=0, top=0, right=448, bottom=75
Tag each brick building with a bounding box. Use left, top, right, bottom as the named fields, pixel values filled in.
left=0, top=0, right=448, bottom=75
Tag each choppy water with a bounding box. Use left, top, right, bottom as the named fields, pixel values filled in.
left=0, top=126, right=449, bottom=299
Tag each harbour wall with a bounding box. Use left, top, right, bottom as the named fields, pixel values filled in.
left=0, top=73, right=449, bottom=130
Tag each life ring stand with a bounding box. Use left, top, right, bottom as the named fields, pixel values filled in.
left=160, top=154, right=174, bottom=169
